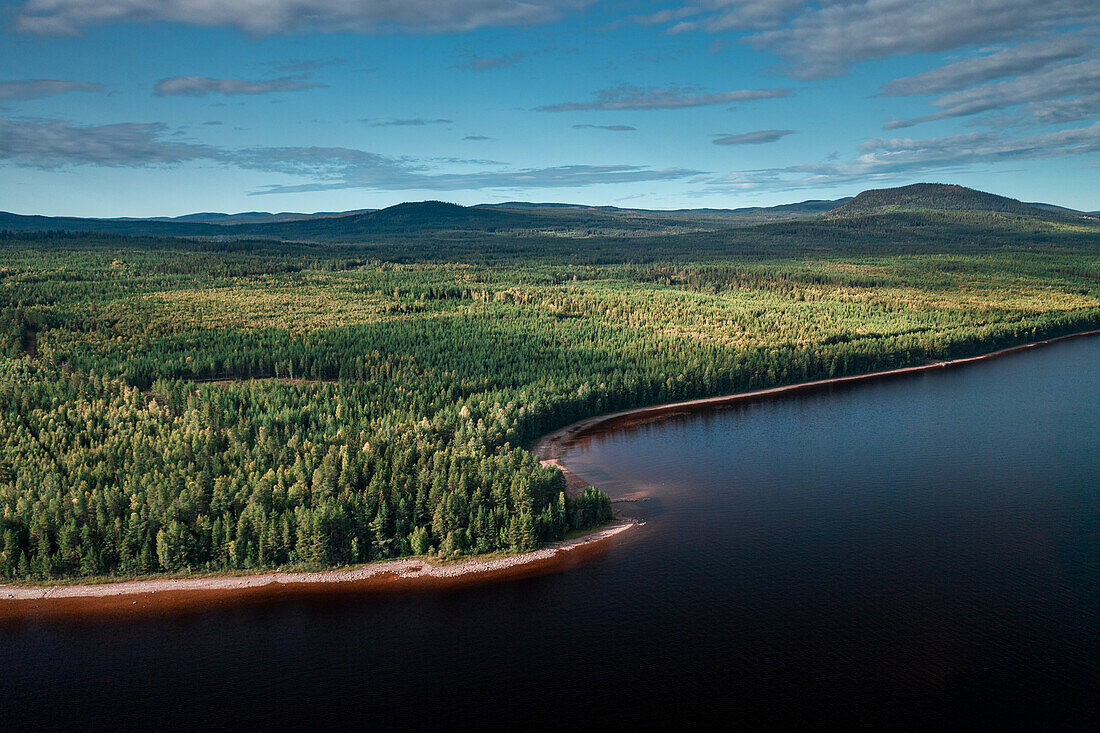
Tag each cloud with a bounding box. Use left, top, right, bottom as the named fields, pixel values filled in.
left=639, top=1, right=1095, bottom=79
left=369, top=118, right=453, bottom=126
left=273, top=58, right=347, bottom=73
left=462, top=135, right=495, bottom=140
left=12, top=0, right=590, bottom=35
left=253, top=162, right=703, bottom=193
left=573, top=124, right=636, bottom=131
left=0, top=116, right=702, bottom=192
left=879, top=38, right=1093, bottom=96
left=706, top=121, right=1100, bottom=192
left=884, top=57, right=1100, bottom=128
left=614, top=1, right=808, bottom=34
left=538, top=85, right=791, bottom=111
left=749, top=0, right=1096, bottom=79
left=852, top=124, right=1100, bottom=169
left=233, top=146, right=704, bottom=193
left=633, top=7, right=699, bottom=26
left=453, top=52, right=525, bottom=70
left=0, top=118, right=212, bottom=168
left=1028, top=92, right=1100, bottom=125
left=675, top=0, right=805, bottom=33
left=713, top=129, right=795, bottom=145
left=0, top=79, right=105, bottom=100
left=154, top=75, right=324, bottom=96
left=453, top=44, right=566, bottom=70
left=605, top=6, right=699, bottom=31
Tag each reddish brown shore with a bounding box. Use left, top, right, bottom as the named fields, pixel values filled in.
left=0, top=522, right=634, bottom=621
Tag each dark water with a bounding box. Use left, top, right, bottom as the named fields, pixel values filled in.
left=4, top=338, right=1100, bottom=731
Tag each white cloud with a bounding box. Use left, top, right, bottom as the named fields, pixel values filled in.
left=633, top=1, right=1095, bottom=79
left=0, top=79, right=105, bottom=100
left=237, top=147, right=704, bottom=193
left=879, top=38, right=1093, bottom=96
left=884, top=57, right=1100, bottom=128
left=0, top=117, right=703, bottom=192
left=368, top=118, right=453, bottom=126
left=751, top=0, right=1095, bottom=79
left=0, top=118, right=212, bottom=167
left=538, top=85, right=790, bottom=111
left=1028, top=92, right=1100, bottom=125
left=154, top=76, right=325, bottom=96
left=713, top=129, right=795, bottom=145
left=573, top=124, right=636, bottom=131
left=12, top=0, right=590, bottom=35
left=707, top=122, right=1100, bottom=192
left=684, top=0, right=806, bottom=32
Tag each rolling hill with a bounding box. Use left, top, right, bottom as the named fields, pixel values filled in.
left=825, top=183, right=1050, bottom=218
left=1, top=184, right=1088, bottom=241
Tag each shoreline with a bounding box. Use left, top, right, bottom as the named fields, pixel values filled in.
left=0, top=521, right=634, bottom=618
left=533, top=328, right=1100, bottom=470
left=3, top=326, right=1097, bottom=618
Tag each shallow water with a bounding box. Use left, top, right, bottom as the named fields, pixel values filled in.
left=3, top=337, right=1099, bottom=730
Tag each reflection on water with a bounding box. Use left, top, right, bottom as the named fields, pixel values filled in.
left=3, top=337, right=1100, bottom=730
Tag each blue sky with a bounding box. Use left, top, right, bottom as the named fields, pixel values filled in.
left=1, top=0, right=1097, bottom=216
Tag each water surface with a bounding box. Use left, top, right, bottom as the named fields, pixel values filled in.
left=3, top=337, right=1099, bottom=730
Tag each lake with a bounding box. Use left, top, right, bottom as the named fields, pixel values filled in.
left=3, top=336, right=1099, bottom=730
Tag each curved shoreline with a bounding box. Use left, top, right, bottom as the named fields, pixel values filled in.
left=2, top=327, right=1097, bottom=618
left=533, top=328, right=1100, bottom=471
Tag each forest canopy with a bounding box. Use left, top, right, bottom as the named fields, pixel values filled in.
left=2, top=208, right=1099, bottom=581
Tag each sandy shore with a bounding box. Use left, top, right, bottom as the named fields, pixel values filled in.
left=0, top=521, right=634, bottom=617
left=2, top=521, right=634, bottom=602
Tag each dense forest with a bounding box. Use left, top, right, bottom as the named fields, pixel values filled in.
left=1, top=205, right=1099, bottom=581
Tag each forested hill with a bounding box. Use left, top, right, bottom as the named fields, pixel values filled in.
left=0, top=211, right=227, bottom=238
left=0, top=199, right=822, bottom=239
left=0, top=202, right=519, bottom=239
left=1, top=184, right=1086, bottom=241
left=825, top=183, right=1052, bottom=218
left=481, top=198, right=851, bottom=219
left=246, top=201, right=530, bottom=239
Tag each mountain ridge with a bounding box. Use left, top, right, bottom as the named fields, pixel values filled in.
left=2, top=184, right=1090, bottom=240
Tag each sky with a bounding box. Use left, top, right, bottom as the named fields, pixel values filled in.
left=0, top=0, right=1097, bottom=216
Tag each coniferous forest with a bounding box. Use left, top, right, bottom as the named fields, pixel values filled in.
left=2, top=205, right=1099, bottom=581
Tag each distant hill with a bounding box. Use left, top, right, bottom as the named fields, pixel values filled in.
left=0, top=211, right=226, bottom=237
left=0, top=199, right=813, bottom=240
left=483, top=198, right=850, bottom=219
left=125, top=211, right=273, bottom=223
left=3, top=186, right=1086, bottom=241
left=826, top=183, right=1049, bottom=218
left=356, top=201, right=519, bottom=229
left=0, top=208, right=379, bottom=233
left=713, top=198, right=852, bottom=219
left=238, top=201, right=530, bottom=240
left=124, top=209, right=375, bottom=225
left=0, top=202, right=525, bottom=240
